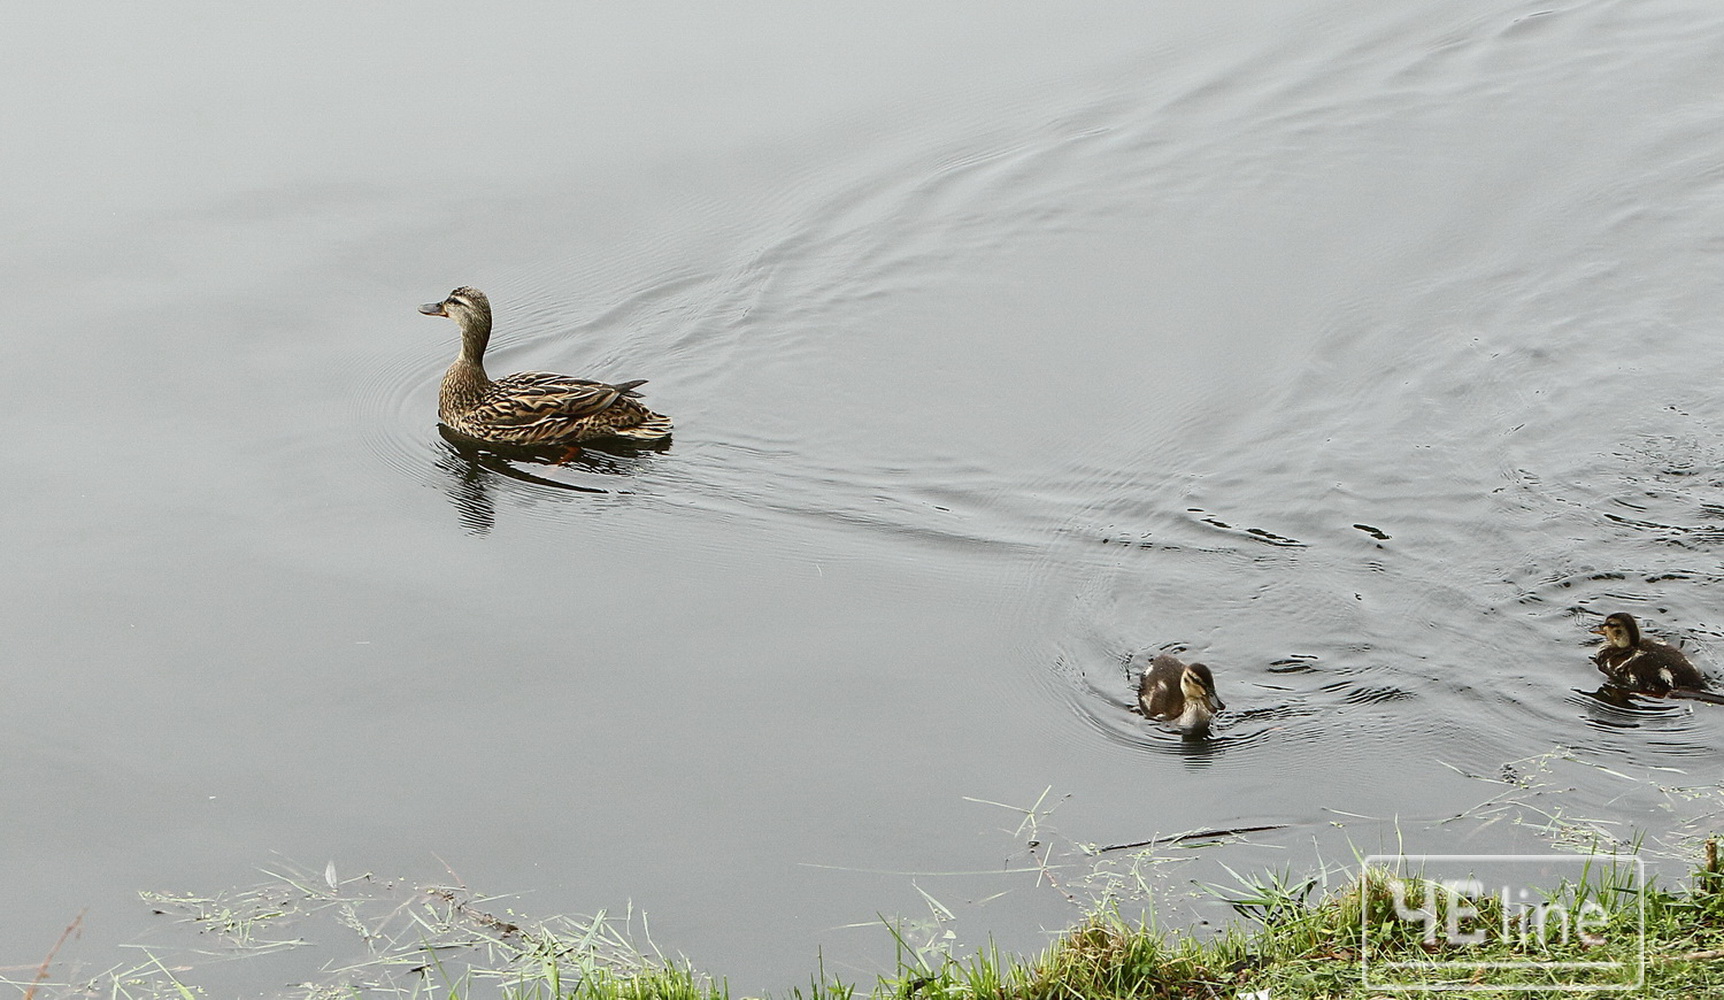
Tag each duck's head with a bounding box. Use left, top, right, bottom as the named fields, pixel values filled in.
left=1180, top=662, right=1225, bottom=719
left=1591, top=612, right=1641, bottom=649
left=420, top=287, right=493, bottom=360
left=420, top=286, right=491, bottom=322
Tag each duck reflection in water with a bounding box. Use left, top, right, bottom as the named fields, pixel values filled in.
left=1137, top=652, right=1226, bottom=737
left=432, top=426, right=657, bottom=534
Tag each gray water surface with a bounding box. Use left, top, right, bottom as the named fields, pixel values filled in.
left=6, top=0, right=1724, bottom=992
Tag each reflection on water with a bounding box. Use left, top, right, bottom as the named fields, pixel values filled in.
left=431, top=425, right=665, bottom=534
left=1570, top=684, right=1723, bottom=756
left=1573, top=684, right=1676, bottom=718
left=434, top=442, right=501, bottom=534
left=1167, top=734, right=1219, bottom=770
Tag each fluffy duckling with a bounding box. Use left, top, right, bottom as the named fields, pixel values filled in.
left=420, top=287, right=673, bottom=448
left=1137, top=653, right=1225, bottom=733
left=1591, top=612, right=1706, bottom=695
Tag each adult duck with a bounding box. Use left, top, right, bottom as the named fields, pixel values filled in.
left=419, top=287, right=673, bottom=448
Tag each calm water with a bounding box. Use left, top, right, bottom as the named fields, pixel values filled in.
left=6, top=0, right=1724, bottom=992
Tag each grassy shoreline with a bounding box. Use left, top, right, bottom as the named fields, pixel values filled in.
left=548, top=843, right=1724, bottom=1000
left=22, top=841, right=1719, bottom=1000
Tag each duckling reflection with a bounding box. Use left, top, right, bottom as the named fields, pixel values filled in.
left=1590, top=612, right=1706, bottom=695
left=1137, top=653, right=1225, bottom=734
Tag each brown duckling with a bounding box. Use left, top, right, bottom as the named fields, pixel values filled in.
left=1591, top=612, right=1706, bottom=695
left=1137, top=653, right=1225, bottom=733
left=420, top=287, right=673, bottom=449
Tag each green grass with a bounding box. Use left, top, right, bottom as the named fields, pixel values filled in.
left=455, top=842, right=1724, bottom=1000
left=935, top=852, right=1724, bottom=999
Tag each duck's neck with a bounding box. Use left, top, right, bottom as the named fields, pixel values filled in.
left=457, top=315, right=492, bottom=369
left=441, top=319, right=493, bottom=417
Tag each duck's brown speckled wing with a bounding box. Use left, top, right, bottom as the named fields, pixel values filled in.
left=466, top=372, right=647, bottom=443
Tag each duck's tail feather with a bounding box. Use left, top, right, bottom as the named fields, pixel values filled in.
left=612, top=379, right=649, bottom=397
left=610, top=412, right=674, bottom=442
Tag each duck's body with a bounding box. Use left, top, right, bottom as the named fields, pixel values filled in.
left=421, top=287, right=672, bottom=449
left=1591, top=612, right=1706, bottom=695
left=1137, top=653, right=1225, bottom=733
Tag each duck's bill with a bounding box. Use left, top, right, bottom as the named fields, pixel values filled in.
left=1588, top=624, right=1607, bottom=635
left=418, top=301, right=448, bottom=316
